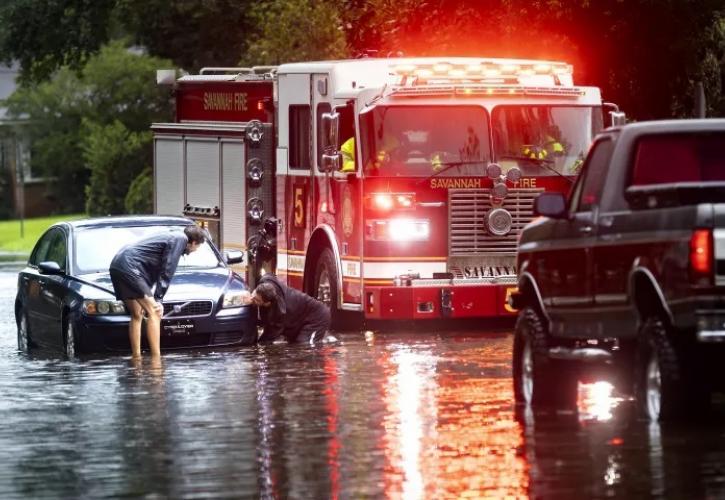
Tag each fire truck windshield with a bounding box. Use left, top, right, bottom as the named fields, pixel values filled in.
left=492, top=105, right=604, bottom=176
left=360, top=106, right=491, bottom=177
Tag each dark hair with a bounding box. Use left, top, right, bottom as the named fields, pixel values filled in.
left=254, top=282, right=278, bottom=304
left=184, top=225, right=206, bottom=244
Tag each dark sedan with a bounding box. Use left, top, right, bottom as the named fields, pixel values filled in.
left=15, top=216, right=257, bottom=357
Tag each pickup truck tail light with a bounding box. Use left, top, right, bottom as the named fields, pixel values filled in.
left=690, top=229, right=713, bottom=285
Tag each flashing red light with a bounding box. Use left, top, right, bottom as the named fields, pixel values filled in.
left=257, top=100, right=264, bottom=111
left=367, top=193, right=415, bottom=211
left=690, top=228, right=713, bottom=281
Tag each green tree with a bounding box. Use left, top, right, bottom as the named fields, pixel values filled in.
left=244, top=0, right=349, bottom=65
left=124, top=167, right=153, bottom=214
left=83, top=120, right=151, bottom=215
left=6, top=42, right=172, bottom=213
left=0, top=0, right=116, bottom=84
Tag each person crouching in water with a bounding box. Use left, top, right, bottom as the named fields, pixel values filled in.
left=246, top=274, right=330, bottom=344
left=109, top=225, right=206, bottom=357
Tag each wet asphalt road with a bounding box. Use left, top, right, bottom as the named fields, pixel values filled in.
left=3, top=266, right=725, bottom=498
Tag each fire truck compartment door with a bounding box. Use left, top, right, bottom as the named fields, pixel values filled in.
left=154, top=136, right=184, bottom=215
left=185, top=138, right=220, bottom=208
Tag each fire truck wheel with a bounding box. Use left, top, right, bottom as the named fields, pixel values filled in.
left=513, top=307, right=578, bottom=409
left=314, top=248, right=339, bottom=324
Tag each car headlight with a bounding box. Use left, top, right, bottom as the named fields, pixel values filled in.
left=222, top=292, right=246, bottom=309
left=83, top=299, right=127, bottom=315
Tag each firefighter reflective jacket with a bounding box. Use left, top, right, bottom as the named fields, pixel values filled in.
left=341, top=137, right=355, bottom=172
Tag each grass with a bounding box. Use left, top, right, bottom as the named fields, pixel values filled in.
left=0, top=214, right=85, bottom=255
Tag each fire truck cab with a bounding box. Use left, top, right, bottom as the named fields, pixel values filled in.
left=153, top=58, right=616, bottom=322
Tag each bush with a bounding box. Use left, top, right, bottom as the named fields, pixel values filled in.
left=83, top=120, right=152, bottom=216
left=124, top=167, right=153, bottom=214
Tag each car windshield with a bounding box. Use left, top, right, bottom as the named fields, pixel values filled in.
left=492, top=105, right=603, bottom=176
left=360, top=105, right=491, bottom=177
left=73, top=225, right=221, bottom=275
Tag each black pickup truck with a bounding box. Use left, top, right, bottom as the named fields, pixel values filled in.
left=511, top=119, right=725, bottom=420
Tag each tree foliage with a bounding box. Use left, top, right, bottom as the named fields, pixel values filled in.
left=124, top=167, right=153, bottom=214
left=6, top=42, right=172, bottom=213
left=0, top=0, right=116, bottom=84
left=83, top=120, right=151, bottom=216
left=243, top=0, right=348, bottom=65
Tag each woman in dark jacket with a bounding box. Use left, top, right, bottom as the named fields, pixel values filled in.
left=109, top=225, right=206, bottom=357
left=248, top=274, right=330, bottom=344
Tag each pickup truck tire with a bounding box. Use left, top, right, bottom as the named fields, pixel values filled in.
left=513, top=307, right=578, bottom=408
left=635, top=317, right=709, bottom=420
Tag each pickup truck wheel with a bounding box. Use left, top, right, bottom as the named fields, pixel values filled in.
left=635, top=317, right=708, bottom=420
left=513, top=307, right=578, bottom=408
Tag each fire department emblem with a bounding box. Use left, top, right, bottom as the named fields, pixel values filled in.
left=342, top=186, right=354, bottom=237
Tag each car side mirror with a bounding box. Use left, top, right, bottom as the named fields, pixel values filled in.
left=225, top=250, right=245, bottom=265
left=534, top=192, right=568, bottom=219
left=38, top=261, right=64, bottom=275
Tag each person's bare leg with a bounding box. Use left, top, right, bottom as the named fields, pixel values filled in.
left=138, top=296, right=162, bottom=357
left=124, top=300, right=144, bottom=358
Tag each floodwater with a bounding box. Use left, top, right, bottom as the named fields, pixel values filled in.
left=2, top=267, right=725, bottom=498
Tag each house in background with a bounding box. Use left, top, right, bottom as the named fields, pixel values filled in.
left=0, top=62, right=54, bottom=219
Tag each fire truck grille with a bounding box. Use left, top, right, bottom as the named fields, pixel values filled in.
left=449, top=188, right=544, bottom=256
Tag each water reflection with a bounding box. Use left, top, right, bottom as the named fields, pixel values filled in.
left=4, top=261, right=725, bottom=498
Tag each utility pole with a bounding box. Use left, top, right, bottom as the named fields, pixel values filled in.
left=15, top=139, right=24, bottom=239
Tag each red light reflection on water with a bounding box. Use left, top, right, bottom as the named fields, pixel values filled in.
left=378, top=346, right=528, bottom=498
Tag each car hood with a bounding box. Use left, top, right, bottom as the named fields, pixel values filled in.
left=76, top=267, right=237, bottom=301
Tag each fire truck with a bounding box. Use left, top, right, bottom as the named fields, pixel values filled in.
left=152, top=57, right=620, bottom=323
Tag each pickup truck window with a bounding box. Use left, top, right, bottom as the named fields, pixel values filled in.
left=631, top=132, right=725, bottom=185
left=570, top=138, right=613, bottom=212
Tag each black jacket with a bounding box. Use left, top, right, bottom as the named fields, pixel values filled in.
left=110, top=232, right=188, bottom=301
left=257, top=274, right=330, bottom=342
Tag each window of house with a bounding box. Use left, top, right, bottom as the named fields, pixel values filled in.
left=289, top=105, right=311, bottom=169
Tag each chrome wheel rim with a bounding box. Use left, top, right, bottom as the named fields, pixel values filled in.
left=522, top=338, right=534, bottom=405
left=65, top=322, right=75, bottom=358
left=18, top=314, right=28, bottom=352
left=646, top=354, right=661, bottom=420
left=317, top=268, right=331, bottom=308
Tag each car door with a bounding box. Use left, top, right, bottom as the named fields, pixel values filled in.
left=544, top=138, right=612, bottom=338
left=34, top=228, right=69, bottom=347
left=22, top=229, right=56, bottom=346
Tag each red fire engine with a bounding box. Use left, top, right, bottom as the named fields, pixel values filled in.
left=152, top=57, right=621, bottom=322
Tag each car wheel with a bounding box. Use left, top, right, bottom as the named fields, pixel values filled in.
left=17, top=311, right=31, bottom=352
left=313, top=248, right=340, bottom=325
left=636, top=317, right=707, bottom=420
left=63, top=317, right=77, bottom=359
left=513, top=307, right=578, bottom=408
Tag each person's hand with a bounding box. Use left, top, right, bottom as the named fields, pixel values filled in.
left=154, top=300, right=164, bottom=316
left=240, top=290, right=253, bottom=305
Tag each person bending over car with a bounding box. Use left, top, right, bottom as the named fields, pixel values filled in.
left=244, top=274, right=330, bottom=345
left=109, top=225, right=206, bottom=357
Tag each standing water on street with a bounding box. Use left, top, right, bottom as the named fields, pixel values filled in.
left=3, top=267, right=725, bottom=497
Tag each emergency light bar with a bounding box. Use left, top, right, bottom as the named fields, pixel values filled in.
left=390, top=85, right=586, bottom=98
left=391, top=60, right=574, bottom=88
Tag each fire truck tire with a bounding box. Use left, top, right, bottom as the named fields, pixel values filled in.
left=513, top=307, right=578, bottom=409
left=313, top=248, right=340, bottom=325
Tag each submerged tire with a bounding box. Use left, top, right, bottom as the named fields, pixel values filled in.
left=63, top=317, right=77, bottom=359
left=313, top=248, right=340, bottom=327
left=17, top=310, right=30, bottom=352
left=513, top=307, right=578, bottom=408
left=636, top=317, right=708, bottom=421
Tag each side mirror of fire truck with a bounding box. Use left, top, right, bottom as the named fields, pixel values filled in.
left=321, top=109, right=342, bottom=173
left=603, top=102, right=626, bottom=127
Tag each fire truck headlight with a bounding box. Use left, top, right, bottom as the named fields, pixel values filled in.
left=388, top=219, right=430, bottom=241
